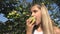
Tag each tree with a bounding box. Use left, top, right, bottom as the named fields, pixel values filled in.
left=0, top=0, right=60, bottom=34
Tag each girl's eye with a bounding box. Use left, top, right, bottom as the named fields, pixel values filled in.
left=33, top=10, right=37, bottom=13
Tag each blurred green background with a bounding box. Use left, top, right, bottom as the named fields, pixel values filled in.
left=0, top=0, right=60, bottom=34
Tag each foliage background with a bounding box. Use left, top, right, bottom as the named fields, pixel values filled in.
left=0, top=0, right=60, bottom=34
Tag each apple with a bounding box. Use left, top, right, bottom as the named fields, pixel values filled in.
left=29, top=16, right=36, bottom=24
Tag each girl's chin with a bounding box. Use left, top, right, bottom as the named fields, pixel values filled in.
left=35, top=23, right=39, bottom=25
left=35, top=22, right=41, bottom=25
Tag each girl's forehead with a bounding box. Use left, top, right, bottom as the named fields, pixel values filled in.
left=31, top=5, right=38, bottom=8
left=31, top=6, right=38, bottom=10
left=31, top=5, right=41, bottom=10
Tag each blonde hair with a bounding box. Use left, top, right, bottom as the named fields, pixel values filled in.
left=41, top=4, right=55, bottom=34
left=31, top=4, right=56, bottom=34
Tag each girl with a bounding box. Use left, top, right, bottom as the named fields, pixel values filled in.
left=26, top=3, right=60, bottom=34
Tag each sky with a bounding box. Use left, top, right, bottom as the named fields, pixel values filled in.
left=26, top=0, right=32, bottom=3
left=0, top=13, right=8, bottom=23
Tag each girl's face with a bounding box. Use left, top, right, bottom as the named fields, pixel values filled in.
left=31, top=5, right=42, bottom=25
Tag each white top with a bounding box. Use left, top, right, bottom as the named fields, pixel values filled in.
left=33, top=30, right=43, bottom=34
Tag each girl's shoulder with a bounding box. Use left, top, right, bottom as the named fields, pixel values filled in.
left=54, top=26, right=60, bottom=34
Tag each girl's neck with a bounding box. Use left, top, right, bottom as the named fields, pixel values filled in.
left=36, top=25, right=43, bottom=32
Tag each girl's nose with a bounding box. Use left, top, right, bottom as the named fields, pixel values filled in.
left=31, top=13, right=35, bottom=17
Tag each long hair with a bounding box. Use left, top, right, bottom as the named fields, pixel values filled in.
left=41, top=4, right=55, bottom=34
left=31, top=4, right=56, bottom=34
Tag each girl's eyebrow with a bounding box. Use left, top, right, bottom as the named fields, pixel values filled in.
left=33, top=10, right=37, bottom=13
left=33, top=9, right=38, bottom=11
